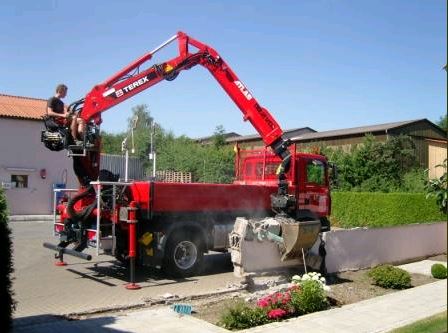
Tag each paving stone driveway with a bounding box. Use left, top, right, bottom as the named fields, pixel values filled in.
left=11, top=221, right=242, bottom=318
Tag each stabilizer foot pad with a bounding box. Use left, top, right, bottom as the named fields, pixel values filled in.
left=125, top=283, right=141, bottom=290
left=55, top=261, right=67, bottom=266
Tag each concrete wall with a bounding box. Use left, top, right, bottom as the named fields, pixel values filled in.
left=313, top=222, right=447, bottom=273
left=0, top=118, right=77, bottom=215
left=231, top=220, right=446, bottom=276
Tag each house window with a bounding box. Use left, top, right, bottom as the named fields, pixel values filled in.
left=11, top=175, right=28, bottom=188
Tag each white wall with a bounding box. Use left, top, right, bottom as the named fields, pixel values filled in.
left=231, top=220, right=447, bottom=276
left=0, top=118, right=77, bottom=215
left=312, top=222, right=447, bottom=273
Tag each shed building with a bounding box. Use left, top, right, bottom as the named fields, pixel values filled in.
left=227, top=119, right=447, bottom=179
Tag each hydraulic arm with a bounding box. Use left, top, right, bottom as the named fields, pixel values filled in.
left=68, top=31, right=293, bottom=212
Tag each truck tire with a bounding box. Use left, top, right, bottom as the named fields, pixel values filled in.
left=320, top=217, right=331, bottom=232
left=114, top=227, right=129, bottom=266
left=163, top=232, right=204, bottom=278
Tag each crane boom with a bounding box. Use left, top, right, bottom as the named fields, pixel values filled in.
left=78, top=32, right=288, bottom=151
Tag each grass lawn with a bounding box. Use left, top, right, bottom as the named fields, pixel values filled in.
left=389, top=311, right=447, bottom=333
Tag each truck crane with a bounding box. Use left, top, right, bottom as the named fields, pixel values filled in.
left=42, top=32, right=330, bottom=282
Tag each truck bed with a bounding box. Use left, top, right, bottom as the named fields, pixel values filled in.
left=129, top=181, right=280, bottom=213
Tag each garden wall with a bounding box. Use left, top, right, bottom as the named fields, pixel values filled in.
left=311, top=222, right=447, bottom=273
left=231, top=220, right=447, bottom=277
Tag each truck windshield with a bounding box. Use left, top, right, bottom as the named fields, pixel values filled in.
left=306, top=159, right=325, bottom=185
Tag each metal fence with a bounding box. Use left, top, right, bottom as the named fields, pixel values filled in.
left=100, top=153, right=145, bottom=181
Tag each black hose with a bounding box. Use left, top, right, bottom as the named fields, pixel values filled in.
left=67, top=169, right=118, bottom=223
left=278, top=153, right=292, bottom=175
left=66, top=186, right=96, bottom=222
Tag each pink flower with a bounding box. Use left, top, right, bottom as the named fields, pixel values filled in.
left=256, top=299, right=270, bottom=308
left=267, top=308, right=287, bottom=319
left=288, top=285, right=301, bottom=292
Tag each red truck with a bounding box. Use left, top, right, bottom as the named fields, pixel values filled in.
left=42, top=32, right=331, bottom=282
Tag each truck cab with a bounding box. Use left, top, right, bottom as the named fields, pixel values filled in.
left=235, top=145, right=331, bottom=224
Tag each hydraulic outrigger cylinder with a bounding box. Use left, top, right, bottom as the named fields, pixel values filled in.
left=43, top=242, right=92, bottom=263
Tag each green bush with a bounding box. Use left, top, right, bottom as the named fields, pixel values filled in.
left=425, top=159, right=447, bottom=214
left=323, top=134, right=418, bottom=192
left=368, top=265, right=411, bottom=289
left=0, top=189, right=14, bottom=332
left=431, top=263, right=447, bottom=279
left=400, top=169, right=428, bottom=193
left=330, top=192, right=446, bottom=228
left=218, top=301, right=269, bottom=330
left=290, top=280, right=329, bottom=315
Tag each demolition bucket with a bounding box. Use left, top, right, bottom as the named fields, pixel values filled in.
left=280, top=220, right=321, bottom=261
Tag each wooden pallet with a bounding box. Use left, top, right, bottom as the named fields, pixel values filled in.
left=156, top=170, right=192, bottom=183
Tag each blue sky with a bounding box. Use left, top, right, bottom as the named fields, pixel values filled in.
left=1, top=0, right=446, bottom=137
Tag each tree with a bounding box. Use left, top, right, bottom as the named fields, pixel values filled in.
left=100, top=105, right=235, bottom=183
left=155, top=133, right=235, bottom=183
left=324, top=135, right=419, bottom=192
left=100, top=131, right=126, bottom=154
left=101, top=104, right=164, bottom=165
left=156, top=135, right=204, bottom=181
left=200, top=144, right=234, bottom=183
left=212, top=125, right=226, bottom=148
left=436, top=114, right=447, bottom=132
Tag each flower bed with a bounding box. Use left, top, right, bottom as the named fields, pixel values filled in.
left=218, top=272, right=330, bottom=330
left=192, top=258, right=444, bottom=330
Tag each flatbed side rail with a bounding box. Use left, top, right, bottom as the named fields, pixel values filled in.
left=90, top=180, right=132, bottom=256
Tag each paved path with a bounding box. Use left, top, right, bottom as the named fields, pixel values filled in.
left=14, top=269, right=447, bottom=333
left=398, top=259, right=447, bottom=276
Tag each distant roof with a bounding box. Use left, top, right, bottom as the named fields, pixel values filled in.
left=289, top=119, right=442, bottom=141
left=196, top=132, right=241, bottom=142
left=0, top=94, right=46, bottom=120
left=226, top=127, right=316, bottom=142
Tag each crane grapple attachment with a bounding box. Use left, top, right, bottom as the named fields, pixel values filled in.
left=280, top=219, right=321, bottom=261
left=229, top=217, right=322, bottom=277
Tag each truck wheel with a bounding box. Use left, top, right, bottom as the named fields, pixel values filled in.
left=113, top=227, right=129, bottom=266
left=320, top=217, right=331, bottom=232
left=163, top=232, right=204, bottom=278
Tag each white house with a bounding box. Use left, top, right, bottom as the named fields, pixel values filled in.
left=0, top=94, right=78, bottom=215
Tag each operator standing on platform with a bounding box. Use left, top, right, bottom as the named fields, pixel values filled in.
left=46, top=83, right=69, bottom=125
left=47, top=84, right=85, bottom=144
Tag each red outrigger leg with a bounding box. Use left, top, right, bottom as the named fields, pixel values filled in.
left=125, top=201, right=141, bottom=290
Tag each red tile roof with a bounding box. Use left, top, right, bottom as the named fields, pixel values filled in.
left=0, top=94, right=47, bottom=120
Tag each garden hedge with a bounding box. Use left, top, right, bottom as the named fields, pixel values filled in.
left=0, top=188, right=14, bottom=331
left=330, top=192, right=446, bottom=228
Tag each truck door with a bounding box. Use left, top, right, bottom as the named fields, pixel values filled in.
left=297, top=157, right=330, bottom=218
